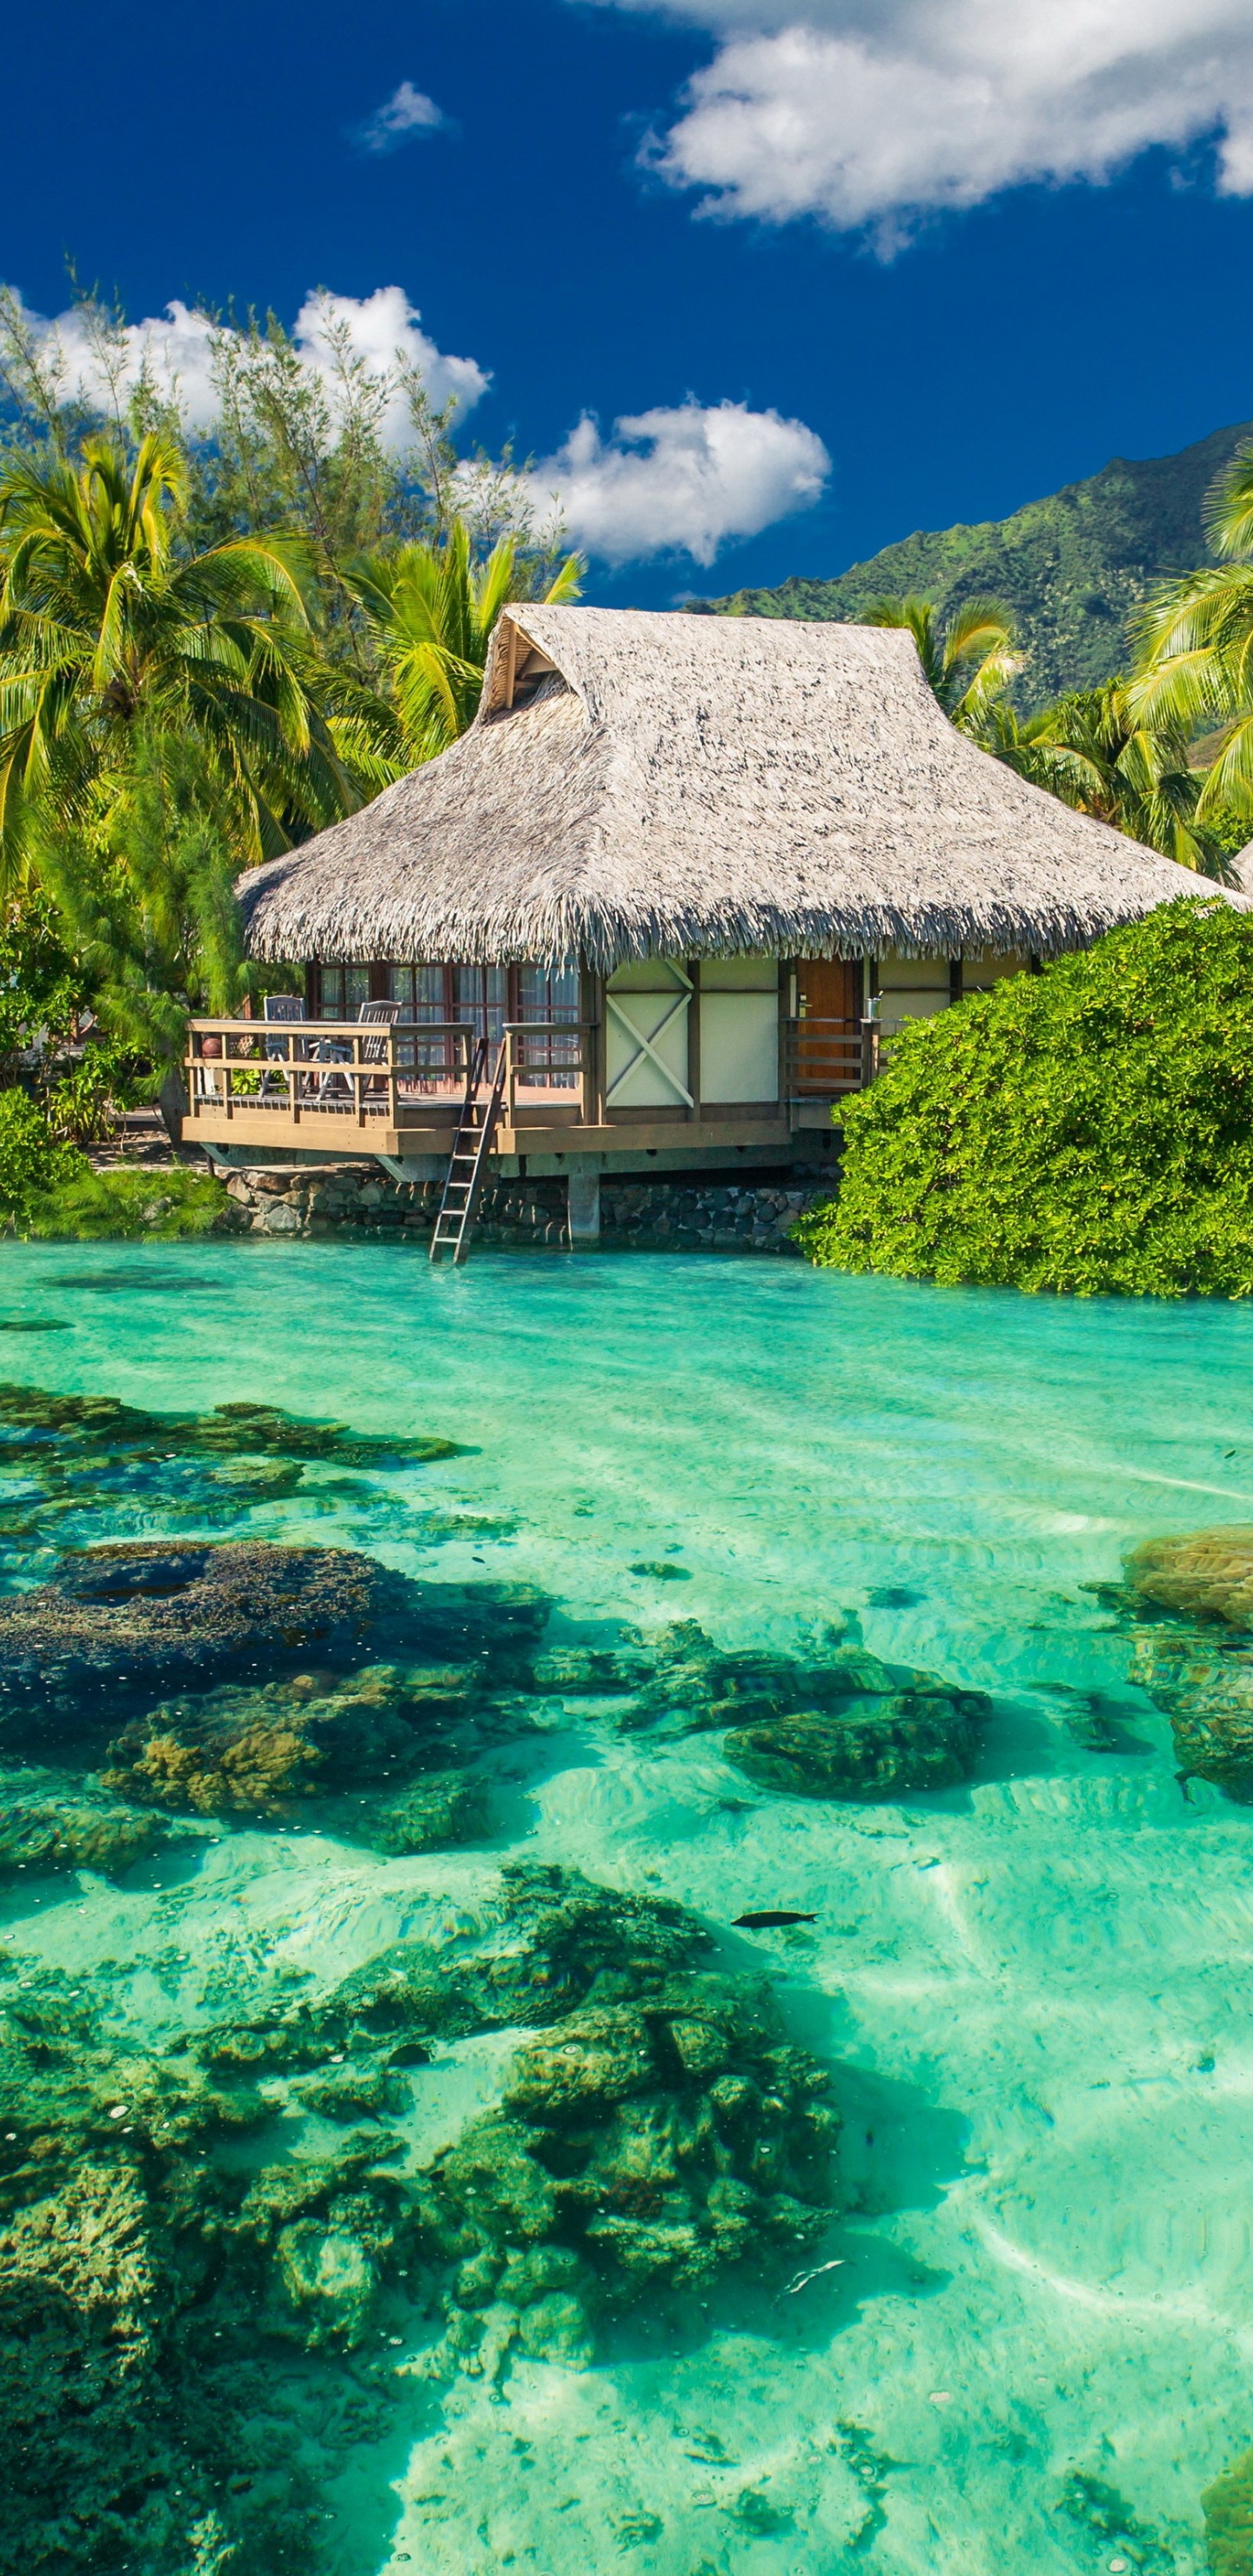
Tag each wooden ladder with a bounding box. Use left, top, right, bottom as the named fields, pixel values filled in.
left=429, top=1035, right=508, bottom=1265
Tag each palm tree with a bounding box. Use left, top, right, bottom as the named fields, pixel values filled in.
left=858, top=593, right=1021, bottom=733
left=0, top=432, right=361, bottom=881
left=1129, top=443, right=1253, bottom=828
left=347, top=517, right=581, bottom=768
left=980, top=682, right=1226, bottom=875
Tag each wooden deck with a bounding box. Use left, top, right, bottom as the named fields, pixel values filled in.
left=183, top=1013, right=875, bottom=1162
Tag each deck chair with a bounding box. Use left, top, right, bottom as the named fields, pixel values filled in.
left=357, top=997, right=401, bottom=1100
left=261, top=993, right=306, bottom=1100
left=310, top=996, right=400, bottom=1107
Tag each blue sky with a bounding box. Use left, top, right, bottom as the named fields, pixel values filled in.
left=4, top=0, right=1253, bottom=604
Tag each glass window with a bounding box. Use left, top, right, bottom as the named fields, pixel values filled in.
left=318, top=964, right=344, bottom=1020
left=516, top=961, right=579, bottom=1088
left=344, top=966, right=372, bottom=1019
left=518, top=962, right=579, bottom=1021
left=453, top=966, right=506, bottom=1043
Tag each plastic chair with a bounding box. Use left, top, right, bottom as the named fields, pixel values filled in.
left=311, top=996, right=400, bottom=1107
left=261, top=994, right=306, bottom=1100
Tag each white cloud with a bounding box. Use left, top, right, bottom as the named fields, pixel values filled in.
left=598, top=0, right=1253, bottom=239
left=7, top=286, right=827, bottom=566
left=9, top=284, right=488, bottom=444
left=520, top=397, right=829, bottom=564
left=289, top=287, right=487, bottom=438
left=355, top=81, right=447, bottom=154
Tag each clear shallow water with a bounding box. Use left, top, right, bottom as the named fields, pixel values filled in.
left=6, top=1238, right=1253, bottom=2573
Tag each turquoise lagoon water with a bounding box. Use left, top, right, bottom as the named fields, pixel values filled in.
left=6, top=1238, right=1253, bottom=2573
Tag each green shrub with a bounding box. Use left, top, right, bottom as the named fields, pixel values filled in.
left=45, top=1042, right=157, bottom=1144
left=794, top=900, right=1253, bottom=1298
left=0, top=1090, right=88, bottom=1226
left=21, top=1166, right=228, bottom=1241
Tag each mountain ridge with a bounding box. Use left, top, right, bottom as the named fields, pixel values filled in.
left=700, top=419, right=1253, bottom=710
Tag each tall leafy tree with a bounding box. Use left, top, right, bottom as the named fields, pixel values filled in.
left=858, top=594, right=1021, bottom=733
left=1130, top=442, right=1253, bottom=830
left=34, top=726, right=253, bottom=1137
left=0, top=431, right=361, bottom=881
left=347, top=517, right=582, bottom=766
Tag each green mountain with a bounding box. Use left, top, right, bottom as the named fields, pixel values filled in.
left=703, top=419, right=1253, bottom=711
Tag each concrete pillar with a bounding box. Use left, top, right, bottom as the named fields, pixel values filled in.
left=567, top=1165, right=601, bottom=1246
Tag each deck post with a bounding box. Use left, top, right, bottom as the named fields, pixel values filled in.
left=567, top=1164, right=600, bottom=1247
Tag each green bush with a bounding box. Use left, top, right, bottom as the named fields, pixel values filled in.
left=0, top=1091, right=227, bottom=1238
left=21, top=1166, right=228, bottom=1241
left=0, top=1090, right=88, bottom=1226
left=794, top=900, right=1253, bottom=1298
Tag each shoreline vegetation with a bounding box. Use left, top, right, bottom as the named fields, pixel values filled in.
left=795, top=902, right=1253, bottom=1298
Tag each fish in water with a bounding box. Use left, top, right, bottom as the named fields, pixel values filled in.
left=732, top=1909, right=817, bottom=1929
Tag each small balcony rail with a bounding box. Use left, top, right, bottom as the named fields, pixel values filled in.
left=185, top=1016, right=594, bottom=1131
left=783, top=1015, right=881, bottom=1098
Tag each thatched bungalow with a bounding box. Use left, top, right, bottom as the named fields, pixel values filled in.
left=185, top=607, right=1218, bottom=1240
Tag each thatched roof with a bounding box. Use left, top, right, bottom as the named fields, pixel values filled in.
left=238, top=607, right=1231, bottom=967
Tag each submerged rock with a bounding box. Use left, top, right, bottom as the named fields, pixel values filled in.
left=615, top=1618, right=989, bottom=1800
left=1203, top=2443, right=1253, bottom=2576
left=1126, top=1528, right=1253, bottom=1628
left=0, top=1537, right=553, bottom=1767
left=723, top=1692, right=985, bottom=1801
left=365, top=1768, right=490, bottom=1852
left=0, top=1773, right=168, bottom=1877
left=0, top=1542, right=391, bottom=1745
left=0, top=1380, right=463, bottom=1470
left=1121, top=1529, right=1253, bottom=1801
left=1129, top=1627, right=1253, bottom=1802
left=527, top=1642, right=653, bottom=1695
left=419, top=1964, right=838, bottom=2374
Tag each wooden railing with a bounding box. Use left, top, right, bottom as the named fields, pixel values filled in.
left=185, top=1016, right=597, bottom=1130
left=783, top=1015, right=881, bottom=1097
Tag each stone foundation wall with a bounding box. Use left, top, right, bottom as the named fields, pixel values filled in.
left=218, top=1162, right=834, bottom=1252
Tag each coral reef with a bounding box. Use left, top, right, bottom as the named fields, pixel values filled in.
left=97, top=1610, right=546, bottom=1828
left=0, top=1533, right=552, bottom=1764
left=0, top=1381, right=462, bottom=1472
left=0, top=1542, right=393, bottom=1745
left=0, top=1380, right=465, bottom=1585
left=0, top=1952, right=419, bottom=2573
left=0, top=1862, right=856, bottom=2568
left=101, top=1662, right=459, bottom=1816
left=419, top=1961, right=837, bottom=2376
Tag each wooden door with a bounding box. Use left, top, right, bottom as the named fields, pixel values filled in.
left=794, top=957, right=862, bottom=1093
